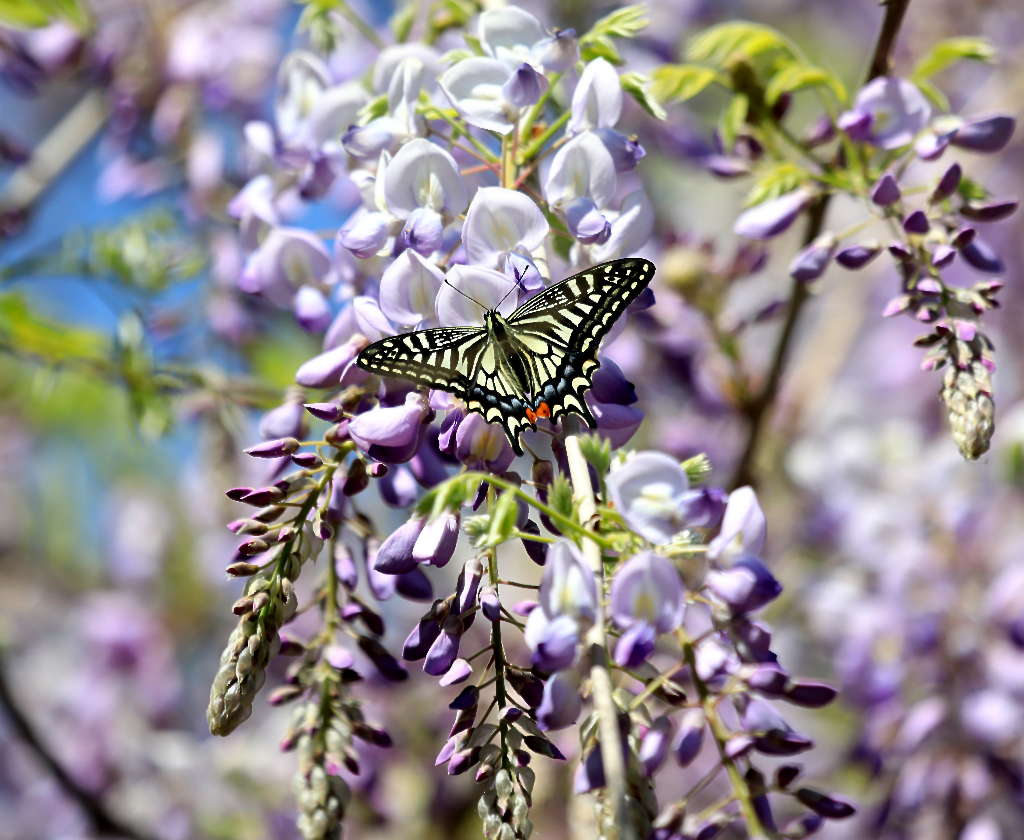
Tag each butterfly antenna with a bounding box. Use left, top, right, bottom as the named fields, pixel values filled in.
left=495, top=263, right=528, bottom=310
left=443, top=276, right=488, bottom=312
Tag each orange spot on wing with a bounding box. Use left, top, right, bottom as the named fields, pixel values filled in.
left=535, top=402, right=551, bottom=419
left=525, top=407, right=537, bottom=423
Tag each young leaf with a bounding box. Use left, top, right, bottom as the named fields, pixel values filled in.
left=911, top=37, right=996, bottom=81
left=486, top=489, right=519, bottom=546
left=744, top=162, right=807, bottom=207
left=650, top=64, right=722, bottom=105
left=578, top=434, right=612, bottom=477
left=765, top=62, right=847, bottom=105
left=621, top=72, right=667, bottom=120
left=587, top=4, right=650, bottom=40
left=548, top=474, right=575, bottom=523
left=580, top=33, right=621, bottom=65
left=719, top=93, right=749, bottom=150
left=687, top=21, right=790, bottom=66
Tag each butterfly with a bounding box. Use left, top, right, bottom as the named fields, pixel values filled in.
left=356, top=257, right=656, bottom=455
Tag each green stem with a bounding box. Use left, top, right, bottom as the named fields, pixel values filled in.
left=520, top=110, right=571, bottom=161
left=335, top=0, right=386, bottom=49
left=461, top=471, right=616, bottom=549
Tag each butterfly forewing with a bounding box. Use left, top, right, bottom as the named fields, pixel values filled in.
left=506, top=257, right=655, bottom=427
left=355, top=258, right=655, bottom=455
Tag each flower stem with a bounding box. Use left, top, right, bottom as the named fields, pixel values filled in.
left=681, top=638, right=773, bottom=839
left=729, top=0, right=913, bottom=489
left=335, top=1, right=386, bottom=50
left=564, top=434, right=634, bottom=840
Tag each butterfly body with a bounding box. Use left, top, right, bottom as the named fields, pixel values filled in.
left=356, top=258, right=655, bottom=455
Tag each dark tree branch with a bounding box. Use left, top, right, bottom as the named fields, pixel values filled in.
left=0, top=652, right=157, bottom=840
left=729, top=0, right=913, bottom=489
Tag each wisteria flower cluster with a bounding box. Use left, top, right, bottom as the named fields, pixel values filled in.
left=205, top=4, right=853, bottom=839
left=653, top=22, right=1016, bottom=462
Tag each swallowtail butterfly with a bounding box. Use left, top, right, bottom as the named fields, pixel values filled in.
left=356, top=258, right=655, bottom=455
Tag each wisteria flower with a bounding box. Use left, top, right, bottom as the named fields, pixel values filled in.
left=379, top=250, right=445, bottom=327
left=439, top=57, right=520, bottom=135
left=568, top=57, right=621, bottom=135
left=610, top=552, right=685, bottom=667
left=478, top=7, right=547, bottom=68
left=525, top=540, right=597, bottom=671
left=841, top=77, right=931, bottom=149
left=383, top=138, right=469, bottom=221
left=607, top=451, right=692, bottom=544
left=462, top=187, right=549, bottom=268
left=708, top=486, right=766, bottom=561
left=238, top=227, right=332, bottom=308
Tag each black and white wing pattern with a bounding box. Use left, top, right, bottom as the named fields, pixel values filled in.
left=355, top=258, right=655, bottom=455
left=356, top=325, right=537, bottom=446
left=505, top=257, right=655, bottom=430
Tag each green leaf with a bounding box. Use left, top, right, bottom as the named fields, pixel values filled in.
left=419, top=473, right=476, bottom=518
left=586, top=4, right=649, bottom=39
left=765, top=61, right=847, bottom=105
left=620, top=72, right=666, bottom=120
left=548, top=474, right=575, bottom=523
left=462, top=33, right=485, bottom=56
left=687, top=21, right=790, bottom=66
left=0, top=293, right=107, bottom=361
left=486, top=489, right=519, bottom=546
left=649, top=64, right=721, bottom=104
left=719, top=93, right=749, bottom=150
left=0, top=0, right=88, bottom=29
left=914, top=77, right=950, bottom=112
left=744, top=161, right=807, bottom=207
left=912, top=37, right=996, bottom=80
left=580, top=33, right=621, bottom=65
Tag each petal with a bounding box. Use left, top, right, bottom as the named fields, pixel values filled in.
left=439, top=57, right=516, bottom=135
left=463, top=187, right=549, bottom=267
left=569, top=57, right=621, bottom=133
left=384, top=137, right=469, bottom=217
left=544, top=131, right=617, bottom=209
left=479, top=7, right=546, bottom=65
left=436, top=264, right=517, bottom=326
left=379, top=249, right=444, bottom=326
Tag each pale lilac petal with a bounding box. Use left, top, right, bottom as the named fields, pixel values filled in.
left=437, top=265, right=517, bottom=326
left=569, top=57, right=621, bottom=134
left=384, top=138, right=469, bottom=217
left=463, top=187, right=549, bottom=267
left=379, top=250, right=444, bottom=327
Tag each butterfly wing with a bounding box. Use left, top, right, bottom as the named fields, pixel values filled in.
left=506, top=257, right=655, bottom=427
left=356, top=326, right=486, bottom=395
left=356, top=325, right=534, bottom=454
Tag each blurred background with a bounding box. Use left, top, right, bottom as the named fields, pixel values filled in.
left=1, top=1, right=1022, bottom=838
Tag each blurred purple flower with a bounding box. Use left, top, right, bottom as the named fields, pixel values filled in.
left=524, top=540, right=597, bottom=671
left=950, top=115, right=1015, bottom=153
left=734, top=190, right=811, bottom=240
left=502, top=62, right=548, bottom=107
left=708, top=486, right=766, bottom=562
left=842, top=77, right=931, bottom=149
left=569, top=57, right=621, bottom=134
left=536, top=671, right=583, bottom=730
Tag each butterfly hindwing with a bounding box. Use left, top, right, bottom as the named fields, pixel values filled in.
left=355, top=258, right=655, bottom=455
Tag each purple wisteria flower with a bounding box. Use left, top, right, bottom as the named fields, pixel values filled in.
left=840, top=77, right=931, bottom=149
left=609, top=552, right=685, bottom=667
left=524, top=540, right=597, bottom=671
left=607, top=452, right=692, bottom=544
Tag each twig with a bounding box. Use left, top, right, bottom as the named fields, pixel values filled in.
left=0, top=652, right=156, bottom=840
left=0, top=89, right=108, bottom=214
left=564, top=435, right=635, bottom=840
left=728, top=0, right=913, bottom=489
